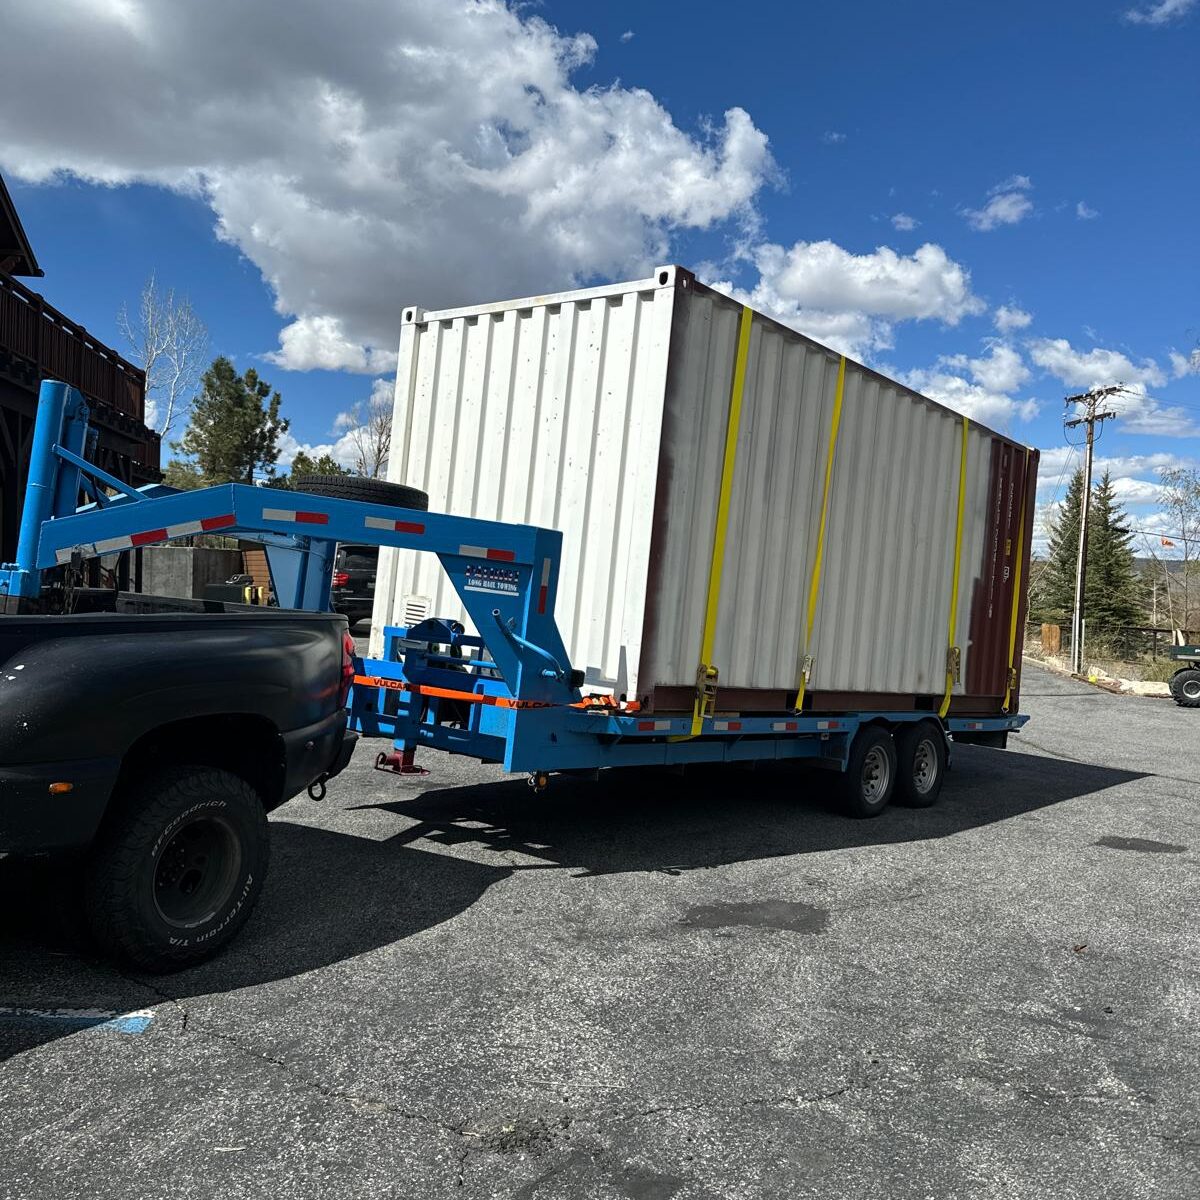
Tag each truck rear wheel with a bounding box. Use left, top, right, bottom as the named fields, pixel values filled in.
left=1169, top=668, right=1200, bottom=708
left=836, top=725, right=897, bottom=819
left=84, top=766, right=269, bottom=972
left=894, top=721, right=947, bottom=807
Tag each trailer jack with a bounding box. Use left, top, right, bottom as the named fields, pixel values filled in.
left=375, top=748, right=429, bottom=776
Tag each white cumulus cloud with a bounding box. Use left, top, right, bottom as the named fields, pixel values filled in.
left=1076, top=201, right=1100, bottom=220
left=709, top=239, right=986, bottom=357
left=0, top=1, right=776, bottom=374
left=1125, top=0, right=1197, bottom=24
left=899, top=341, right=1037, bottom=429
left=890, top=213, right=918, bottom=231
left=1169, top=349, right=1200, bottom=377
left=1029, top=337, right=1166, bottom=388
left=994, top=305, right=1033, bottom=333
left=964, top=175, right=1034, bottom=232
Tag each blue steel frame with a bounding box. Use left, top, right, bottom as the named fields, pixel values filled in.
left=0, top=381, right=1028, bottom=781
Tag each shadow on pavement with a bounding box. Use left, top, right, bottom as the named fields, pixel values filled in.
left=352, top=744, right=1147, bottom=876
left=0, top=743, right=1143, bottom=1060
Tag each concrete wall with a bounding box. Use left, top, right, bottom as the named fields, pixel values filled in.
left=139, top=545, right=244, bottom=599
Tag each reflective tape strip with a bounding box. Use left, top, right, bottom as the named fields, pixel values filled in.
left=365, top=515, right=426, bottom=534
left=52, top=513, right=236, bottom=563
left=816, top=720, right=841, bottom=730
left=938, top=416, right=971, bottom=720
left=458, top=544, right=516, bottom=562
left=1002, top=449, right=1032, bottom=714
left=691, top=304, right=754, bottom=736
left=538, top=557, right=551, bottom=614
left=712, top=720, right=742, bottom=732
left=638, top=719, right=672, bottom=732
left=794, top=355, right=847, bottom=712
left=262, top=508, right=329, bottom=525
left=772, top=720, right=799, bottom=732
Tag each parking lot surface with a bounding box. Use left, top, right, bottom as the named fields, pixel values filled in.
left=2, top=661, right=1198, bottom=1199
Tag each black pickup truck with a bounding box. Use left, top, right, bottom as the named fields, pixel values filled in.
left=0, top=610, right=357, bottom=970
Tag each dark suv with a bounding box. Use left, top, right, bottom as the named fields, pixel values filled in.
left=331, top=542, right=379, bottom=629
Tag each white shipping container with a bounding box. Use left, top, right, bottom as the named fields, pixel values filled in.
left=370, top=267, right=1038, bottom=716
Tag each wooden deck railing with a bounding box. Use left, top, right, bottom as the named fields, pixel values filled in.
left=0, top=271, right=146, bottom=418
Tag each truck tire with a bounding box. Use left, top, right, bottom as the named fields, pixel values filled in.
left=290, top=473, right=429, bottom=512
left=84, top=766, right=269, bottom=972
left=1170, top=668, right=1200, bottom=708
left=894, top=720, right=946, bottom=807
left=836, top=725, right=897, bottom=819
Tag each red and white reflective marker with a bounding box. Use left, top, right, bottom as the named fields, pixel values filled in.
left=772, top=720, right=799, bottom=732
left=365, top=515, right=425, bottom=535
left=637, top=719, right=672, bottom=732
left=56, top=513, right=236, bottom=562
left=816, top=720, right=841, bottom=730
left=262, top=507, right=329, bottom=525
left=537, top=557, right=551, bottom=613
left=712, top=720, right=742, bottom=732
left=458, top=544, right=515, bottom=562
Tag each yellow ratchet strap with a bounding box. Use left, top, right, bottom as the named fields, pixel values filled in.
left=689, top=304, right=755, bottom=736
left=1002, top=448, right=1032, bottom=713
left=938, top=417, right=971, bottom=719
left=793, top=355, right=847, bottom=712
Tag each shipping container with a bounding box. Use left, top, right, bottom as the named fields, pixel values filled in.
left=370, top=266, right=1038, bottom=718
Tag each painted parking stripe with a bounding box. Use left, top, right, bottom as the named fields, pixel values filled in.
left=365, top=515, right=426, bottom=534
left=0, top=1007, right=155, bottom=1034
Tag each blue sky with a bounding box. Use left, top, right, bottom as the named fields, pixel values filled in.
left=2, top=0, right=1197, bottom=543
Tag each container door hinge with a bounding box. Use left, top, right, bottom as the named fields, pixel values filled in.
left=946, top=646, right=961, bottom=683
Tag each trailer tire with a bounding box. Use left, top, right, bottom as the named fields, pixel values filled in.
left=84, top=766, right=269, bottom=972
left=289, top=474, right=429, bottom=512
left=836, top=725, right=897, bottom=819
left=894, top=721, right=946, bottom=807
left=1169, top=668, right=1200, bottom=708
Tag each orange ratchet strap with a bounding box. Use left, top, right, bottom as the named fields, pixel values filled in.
left=352, top=675, right=640, bottom=714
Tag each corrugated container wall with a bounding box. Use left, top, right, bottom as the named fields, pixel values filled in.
left=371, top=266, right=1038, bottom=716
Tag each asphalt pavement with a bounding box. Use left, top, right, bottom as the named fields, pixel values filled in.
left=2, top=661, right=1198, bottom=1199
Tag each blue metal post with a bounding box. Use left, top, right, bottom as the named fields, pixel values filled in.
left=51, top=387, right=90, bottom=520
left=1, top=381, right=71, bottom=600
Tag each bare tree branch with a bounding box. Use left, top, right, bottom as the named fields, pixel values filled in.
left=343, top=386, right=392, bottom=478
left=119, top=274, right=210, bottom=437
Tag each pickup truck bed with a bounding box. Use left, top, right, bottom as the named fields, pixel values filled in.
left=0, top=608, right=357, bottom=970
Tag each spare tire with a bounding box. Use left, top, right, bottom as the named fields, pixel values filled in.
left=290, top=474, right=429, bottom=511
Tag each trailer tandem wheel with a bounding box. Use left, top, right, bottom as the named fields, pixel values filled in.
left=1169, top=668, right=1200, bottom=708
left=894, top=720, right=947, bottom=808
left=836, top=725, right=897, bottom=819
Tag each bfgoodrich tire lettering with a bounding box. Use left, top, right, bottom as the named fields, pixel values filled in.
left=85, top=766, right=269, bottom=972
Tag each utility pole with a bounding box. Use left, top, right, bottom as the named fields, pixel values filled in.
left=1064, top=385, right=1122, bottom=673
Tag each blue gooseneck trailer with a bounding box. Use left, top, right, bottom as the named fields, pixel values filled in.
left=0, top=381, right=1027, bottom=816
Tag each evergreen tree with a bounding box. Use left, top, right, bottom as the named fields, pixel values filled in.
left=1086, top=471, right=1145, bottom=629
left=1031, top=467, right=1146, bottom=630
left=1033, top=468, right=1085, bottom=621
left=171, top=357, right=288, bottom=484
left=270, top=451, right=350, bottom=489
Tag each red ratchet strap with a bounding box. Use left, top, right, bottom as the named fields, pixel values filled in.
left=352, top=675, right=641, bottom=714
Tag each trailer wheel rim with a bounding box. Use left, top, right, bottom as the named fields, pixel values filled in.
left=862, top=745, right=891, bottom=804
left=1184, top=679, right=1200, bottom=700
left=153, top=815, right=242, bottom=929
left=912, top=737, right=939, bottom=794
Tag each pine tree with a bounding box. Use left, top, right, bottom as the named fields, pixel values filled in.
left=1086, top=471, right=1145, bottom=630
left=172, top=357, right=288, bottom=484
left=1030, top=467, right=1146, bottom=630
left=270, top=451, right=350, bottom=489
left=1033, top=468, right=1084, bottom=621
